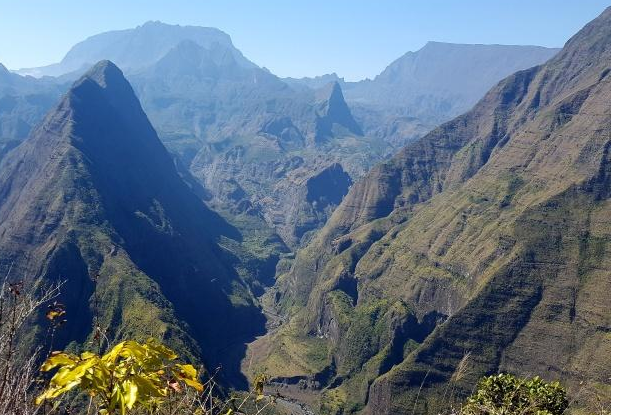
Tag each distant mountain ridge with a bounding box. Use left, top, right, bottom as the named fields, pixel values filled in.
left=289, top=42, right=560, bottom=125
left=16, top=21, right=253, bottom=78
left=0, top=65, right=67, bottom=159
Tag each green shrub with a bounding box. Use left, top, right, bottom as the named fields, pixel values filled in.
left=36, top=338, right=203, bottom=414
left=461, top=373, right=568, bottom=415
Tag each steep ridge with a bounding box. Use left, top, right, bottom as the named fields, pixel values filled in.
left=249, top=8, right=610, bottom=414
left=3, top=25, right=562, bottom=251
left=0, top=61, right=269, bottom=386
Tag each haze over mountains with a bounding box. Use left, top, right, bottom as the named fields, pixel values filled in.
left=287, top=42, right=559, bottom=124
left=0, top=8, right=610, bottom=415
left=15, top=21, right=254, bottom=78
left=0, top=64, right=68, bottom=158
left=1, top=21, right=560, bottom=248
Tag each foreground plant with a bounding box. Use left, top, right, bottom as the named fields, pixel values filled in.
left=36, top=338, right=203, bottom=414
left=151, top=372, right=274, bottom=415
left=461, top=373, right=568, bottom=415
left=0, top=276, right=62, bottom=415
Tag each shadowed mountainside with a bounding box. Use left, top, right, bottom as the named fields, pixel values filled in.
left=0, top=60, right=279, bottom=387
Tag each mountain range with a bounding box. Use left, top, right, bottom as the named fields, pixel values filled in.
left=287, top=42, right=559, bottom=125
left=247, top=7, right=610, bottom=414
left=1, top=23, right=559, bottom=249
left=15, top=21, right=253, bottom=78
left=0, top=8, right=611, bottom=415
left=0, top=60, right=286, bottom=386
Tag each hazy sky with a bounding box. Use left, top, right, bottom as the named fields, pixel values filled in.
left=0, top=0, right=610, bottom=81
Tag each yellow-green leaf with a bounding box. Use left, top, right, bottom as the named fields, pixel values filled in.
left=122, top=380, right=138, bottom=409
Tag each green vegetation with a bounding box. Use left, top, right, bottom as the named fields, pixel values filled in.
left=460, top=374, right=569, bottom=415
left=36, top=339, right=203, bottom=414
left=0, top=278, right=275, bottom=415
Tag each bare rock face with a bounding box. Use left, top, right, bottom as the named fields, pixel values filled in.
left=258, top=8, right=610, bottom=414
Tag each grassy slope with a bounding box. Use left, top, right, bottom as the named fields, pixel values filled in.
left=248, top=8, right=610, bottom=414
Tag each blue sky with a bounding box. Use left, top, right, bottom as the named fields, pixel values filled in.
left=0, top=0, right=610, bottom=81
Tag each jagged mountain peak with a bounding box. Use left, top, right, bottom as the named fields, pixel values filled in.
left=0, top=59, right=175, bottom=213
left=315, top=80, right=343, bottom=101
left=66, top=60, right=155, bottom=143
left=314, top=81, right=362, bottom=138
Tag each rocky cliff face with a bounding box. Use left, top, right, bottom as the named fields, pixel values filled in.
left=266, top=162, right=353, bottom=247
left=251, top=8, right=610, bottom=414
left=0, top=61, right=272, bottom=386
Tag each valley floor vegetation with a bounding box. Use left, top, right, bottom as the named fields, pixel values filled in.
left=0, top=277, right=583, bottom=415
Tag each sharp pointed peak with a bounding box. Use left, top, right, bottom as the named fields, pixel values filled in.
left=78, top=60, right=126, bottom=89
left=64, top=60, right=146, bottom=129
left=329, top=80, right=343, bottom=92
left=315, top=80, right=345, bottom=102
